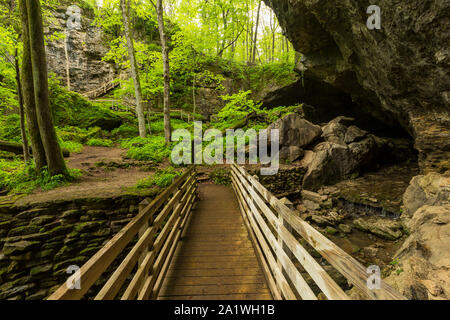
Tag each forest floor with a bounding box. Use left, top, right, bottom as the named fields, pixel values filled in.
left=14, top=146, right=157, bottom=206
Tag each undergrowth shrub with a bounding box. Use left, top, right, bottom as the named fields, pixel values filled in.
left=0, top=159, right=82, bottom=194
left=48, top=75, right=125, bottom=130
left=209, top=168, right=231, bottom=185
left=0, top=114, right=21, bottom=142
left=135, top=167, right=182, bottom=189
left=111, top=124, right=139, bottom=139
left=121, top=136, right=172, bottom=163
left=86, top=138, right=114, bottom=147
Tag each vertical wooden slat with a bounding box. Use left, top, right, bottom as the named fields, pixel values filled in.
left=231, top=171, right=296, bottom=300
left=233, top=164, right=406, bottom=300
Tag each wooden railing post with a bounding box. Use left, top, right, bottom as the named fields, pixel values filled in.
left=279, top=198, right=294, bottom=261
left=138, top=198, right=151, bottom=265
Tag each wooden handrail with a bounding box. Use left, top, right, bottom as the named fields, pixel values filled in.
left=47, top=167, right=197, bottom=300
left=230, top=164, right=406, bottom=300
left=83, top=79, right=120, bottom=100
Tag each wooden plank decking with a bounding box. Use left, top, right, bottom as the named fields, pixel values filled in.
left=158, top=183, right=272, bottom=300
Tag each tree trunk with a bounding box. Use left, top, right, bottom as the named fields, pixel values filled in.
left=120, top=0, right=146, bottom=138
left=18, top=0, right=46, bottom=172
left=147, top=102, right=152, bottom=136
left=27, top=0, right=68, bottom=176
left=64, top=31, right=71, bottom=90
left=192, top=74, right=196, bottom=123
left=252, top=0, right=262, bottom=64
left=14, top=49, right=29, bottom=163
left=0, top=140, right=70, bottom=157
left=155, top=0, right=172, bottom=143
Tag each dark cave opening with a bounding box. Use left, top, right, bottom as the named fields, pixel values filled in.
left=262, top=77, right=412, bottom=140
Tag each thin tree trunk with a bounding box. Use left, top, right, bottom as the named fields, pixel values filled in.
left=27, top=0, right=68, bottom=176
left=120, top=0, right=146, bottom=138
left=252, top=0, right=262, bottom=64
left=18, top=0, right=46, bottom=172
left=154, top=0, right=171, bottom=143
left=285, top=37, right=290, bottom=62
left=64, top=31, right=71, bottom=90
left=14, top=49, right=29, bottom=163
left=147, top=102, right=152, bottom=135
left=192, top=74, right=196, bottom=123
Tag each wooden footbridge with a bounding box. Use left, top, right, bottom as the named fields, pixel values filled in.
left=48, top=165, right=405, bottom=300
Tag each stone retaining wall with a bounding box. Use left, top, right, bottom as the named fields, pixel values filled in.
left=0, top=191, right=158, bottom=300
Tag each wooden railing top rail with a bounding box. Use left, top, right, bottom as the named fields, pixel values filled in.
left=47, top=167, right=196, bottom=300
left=231, top=164, right=406, bottom=300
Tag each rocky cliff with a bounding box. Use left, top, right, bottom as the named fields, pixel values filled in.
left=264, top=0, right=450, bottom=173
left=45, top=6, right=116, bottom=94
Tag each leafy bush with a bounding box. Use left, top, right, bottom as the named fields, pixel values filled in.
left=56, top=126, right=103, bottom=144
left=111, top=124, right=139, bottom=139
left=218, top=90, right=261, bottom=122
left=0, top=114, right=22, bottom=142
left=0, top=159, right=82, bottom=194
left=135, top=167, right=182, bottom=189
left=48, top=75, right=125, bottom=130
left=209, top=168, right=231, bottom=186
left=59, top=140, right=83, bottom=153
left=86, top=138, right=114, bottom=147
left=121, top=136, right=172, bottom=163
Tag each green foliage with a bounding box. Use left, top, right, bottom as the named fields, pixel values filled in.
left=209, top=168, right=231, bottom=186
left=111, top=124, right=139, bottom=139
left=121, top=136, right=172, bottom=163
left=48, top=75, right=124, bottom=130
left=135, top=166, right=182, bottom=189
left=59, top=140, right=83, bottom=153
left=247, top=62, right=297, bottom=92
left=86, top=138, right=114, bottom=147
left=217, top=90, right=261, bottom=123
left=0, top=114, right=21, bottom=142
left=264, top=104, right=303, bottom=123
left=56, top=126, right=103, bottom=144
left=0, top=159, right=82, bottom=194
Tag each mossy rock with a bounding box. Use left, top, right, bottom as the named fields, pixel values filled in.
left=3, top=241, right=41, bottom=256
left=325, top=226, right=339, bottom=235
left=30, top=264, right=53, bottom=276
left=8, top=225, right=41, bottom=237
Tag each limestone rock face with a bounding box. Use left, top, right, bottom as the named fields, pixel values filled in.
left=45, top=6, right=116, bottom=94
left=264, top=0, right=450, bottom=173
left=402, top=172, right=450, bottom=222
left=381, top=171, right=450, bottom=300
left=385, top=204, right=450, bottom=300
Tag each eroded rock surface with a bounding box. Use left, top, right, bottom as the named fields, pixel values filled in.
left=264, top=0, right=450, bottom=173
left=45, top=6, right=116, bottom=94
left=383, top=172, right=450, bottom=300
left=268, top=113, right=322, bottom=162
left=302, top=117, right=382, bottom=190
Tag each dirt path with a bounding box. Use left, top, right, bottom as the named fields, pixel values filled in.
left=15, top=146, right=154, bottom=206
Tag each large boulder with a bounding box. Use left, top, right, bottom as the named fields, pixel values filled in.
left=302, top=117, right=379, bottom=190
left=353, top=217, right=403, bottom=241
left=268, top=113, right=322, bottom=161
left=264, top=0, right=450, bottom=173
